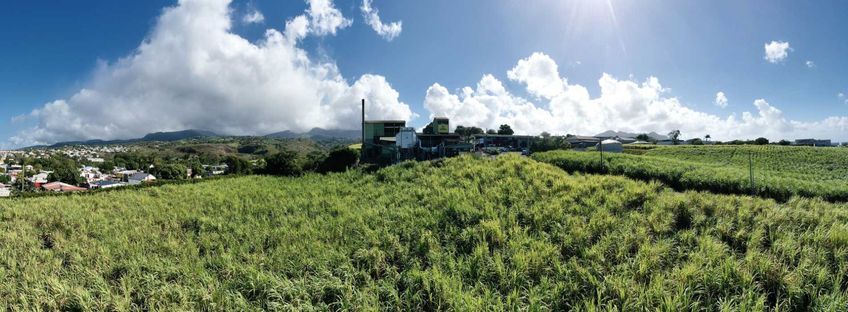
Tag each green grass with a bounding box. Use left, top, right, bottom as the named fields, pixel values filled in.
left=533, top=146, right=848, bottom=202
left=2, top=155, right=848, bottom=310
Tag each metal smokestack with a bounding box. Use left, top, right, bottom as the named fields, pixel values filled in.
left=361, top=99, right=365, bottom=161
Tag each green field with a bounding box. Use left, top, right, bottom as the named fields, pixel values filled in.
left=2, top=155, right=848, bottom=310
left=533, top=146, right=848, bottom=202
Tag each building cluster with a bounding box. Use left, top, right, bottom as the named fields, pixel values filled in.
left=0, top=162, right=157, bottom=197
left=361, top=116, right=533, bottom=164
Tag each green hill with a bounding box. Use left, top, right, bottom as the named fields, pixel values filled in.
left=2, top=155, right=847, bottom=310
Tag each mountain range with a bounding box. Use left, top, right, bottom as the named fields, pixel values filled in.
left=595, top=130, right=669, bottom=140
left=36, top=128, right=359, bottom=148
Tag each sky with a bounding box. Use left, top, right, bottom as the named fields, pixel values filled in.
left=1, top=0, right=847, bottom=149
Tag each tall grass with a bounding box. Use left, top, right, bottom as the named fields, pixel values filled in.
left=1, top=155, right=847, bottom=310
left=533, top=147, right=848, bottom=202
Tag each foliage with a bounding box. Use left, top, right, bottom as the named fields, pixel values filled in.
left=454, top=125, right=484, bottom=141
left=150, top=163, right=188, bottom=180
left=755, top=137, right=770, bottom=145
left=2, top=155, right=848, bottom=310
left=497, top=124, right=514, bottom=135
left=667, top=130, right=681, bottom=144
left=224, top=155, right=252, bottom=175
left=263, top=151, right=302, bottom=176
left=635, top=133, right=653, bottom=142
left=0, top=175, right=10, bottom=184
left=317, top=148, right=359, bottom=173
left=534, top=145, right=848, bottom=202
left=46, top=159, right=84, bottom=185
left=530, top=134, right=571, bottom=153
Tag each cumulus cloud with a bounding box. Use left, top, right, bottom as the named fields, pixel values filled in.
left=242, top=7, right=264, bottom=24
left=805, top=60, right=815, bottom=68
left=307, top=0, right=352, bottom=36
left=11, top=0, right=412, bottom=146
left=361, top=0, right=402, bottom=41
left=764, top=41, right=791, bottom=63
left=714, top=92, right=728, bottom=108
left=424, top=52, right=848, bottom=141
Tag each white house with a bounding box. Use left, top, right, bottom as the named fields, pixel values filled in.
left=128, top=172, right=156, bottom=185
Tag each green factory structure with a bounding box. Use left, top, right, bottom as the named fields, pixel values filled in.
left=359, top=100, right=533, bottom=164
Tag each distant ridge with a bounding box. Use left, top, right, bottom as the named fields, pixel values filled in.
left=31, top=128, right=359, bottom=149
left=40, top=129, right=219, bottom=148
left=265, top=128, right=359, bottom=140
left=595, top=130, right=669, bottom=140
left=141, top=129, right=218, bottom=141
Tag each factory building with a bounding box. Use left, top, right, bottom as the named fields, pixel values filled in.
left=360, top=100, right=473, bottom=164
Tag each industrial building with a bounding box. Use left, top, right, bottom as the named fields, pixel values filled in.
left=360, top=100, right=474, bottom=164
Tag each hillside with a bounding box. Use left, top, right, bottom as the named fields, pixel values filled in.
left=2, top=155, right=847, bottom=310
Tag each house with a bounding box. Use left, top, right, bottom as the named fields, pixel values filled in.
left=41, top=182, right=86, bottom=192
left=566, top=136, right=601, bottom=149
left=127, top=172, right=156, bottom=185
left=89, top=180, right=127, bottom=189
left=29, top=172, right=50, bottom=188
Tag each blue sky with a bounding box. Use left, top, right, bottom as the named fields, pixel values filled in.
left=1, top=0, right=847, bottom=148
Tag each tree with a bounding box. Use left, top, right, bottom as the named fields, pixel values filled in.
left=778, top=139, right=791, bottom=146
left=705, top=134, right=711, bottom=142
left=188, top=161, right=204, bottom=178
left=754, top=137, right=769, bottom=145
left=224, top=156, right=252, bottom=175
left=486, top=129, right=497, bottom=135
left=455, top=125, right=484, bottom=141
left=99, top=161, right=116, bottom=172
left=531, top=135, right=571, bottom=153
left=497, top=124, right=514, bottom=135
left=668, top=130, right=681, bottom=145
left=318, top=148, right=359, bottom=173
left=264, top=151, right=301, bottom=176
left=151, top=164, right=188, bottom=180
left=690, top=138, right=704, bottom=145
left=46, top=158, right=84, bottom=185
left=0, top=175, right=10, bottom=184
left=636, top=134, right=651, bottom=142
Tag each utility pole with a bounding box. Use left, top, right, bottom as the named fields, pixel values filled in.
left=599, top=139, right=604, bottom=172
left=749, top=151, right=755, bottom=195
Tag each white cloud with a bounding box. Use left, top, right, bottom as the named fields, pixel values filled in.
left=11, top=0, right=412, bottom=146
left=242, top=8, right=264, bottom=24
left=714, top=91, right=728, bottom=108
left=805, top=60, right=815, bottom=68
left=840, top=92, right=847, bottom=105
left=361, top=0, right=402, bottom=41
left=306, top=0, right=352, bottom=36
left=424, top=52, right=848, bottom=141
left=764, top=41, right=791, bottom=63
